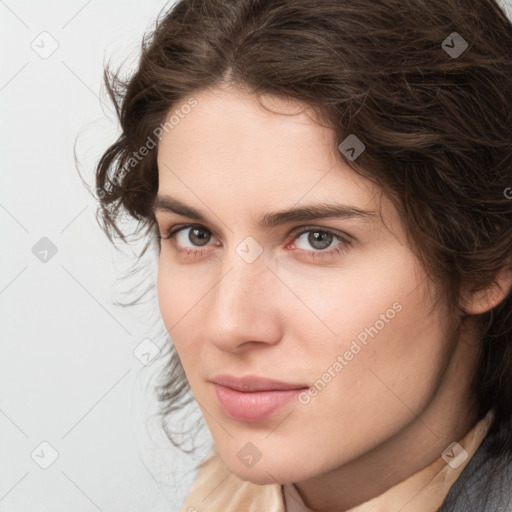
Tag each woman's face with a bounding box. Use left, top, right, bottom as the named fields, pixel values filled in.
left=154, top=85, right=465, bottom=485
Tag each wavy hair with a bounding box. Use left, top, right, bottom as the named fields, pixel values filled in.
left=94, top=0, right=512, bottom=489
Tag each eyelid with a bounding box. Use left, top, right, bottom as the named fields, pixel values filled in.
left=286, top=224, right=352, bottom=244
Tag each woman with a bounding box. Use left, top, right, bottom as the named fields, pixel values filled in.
left=94, top=0, right=512, bottom=510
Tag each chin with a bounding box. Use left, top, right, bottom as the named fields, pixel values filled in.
left=220, top=451, right=314, bottom=486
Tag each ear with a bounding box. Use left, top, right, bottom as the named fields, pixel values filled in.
left=459, top=264, right=512, bottom=315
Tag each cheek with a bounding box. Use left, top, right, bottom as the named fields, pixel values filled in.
left=294, top=250, right=447, bottom=415
left=156, top=254, right=212, bottom=361
left=156, top=256, right=193, bottom=347
left=304, top=278, right=448, bottom=446
left=156, top=260, right=176, bottom=328
left=275, top=246, right=418, bottom=356
left=156, top=251, right=204, bottom=325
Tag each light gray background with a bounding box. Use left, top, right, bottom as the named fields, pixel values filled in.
left=2, top=1, right=512, bottom=511
left=0, top=1, right=210, bottom=511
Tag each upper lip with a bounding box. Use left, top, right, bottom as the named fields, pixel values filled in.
left=210, top=374, right=308, bottom=392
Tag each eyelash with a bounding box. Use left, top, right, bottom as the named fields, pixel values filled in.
left=157, top=223, right=353, bottom=261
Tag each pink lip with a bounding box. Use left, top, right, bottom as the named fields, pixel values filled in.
left=211, top=374, right=308, bottom=423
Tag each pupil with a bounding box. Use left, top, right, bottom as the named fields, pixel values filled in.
left=190, top=228, right=210, bottom=246
left=308, top=231, right=332, bottom=250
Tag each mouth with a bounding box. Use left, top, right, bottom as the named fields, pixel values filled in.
left=210, top=374, right=309, bottom=423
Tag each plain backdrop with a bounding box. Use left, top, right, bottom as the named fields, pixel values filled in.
left=0, top=1, right=210, bottom=511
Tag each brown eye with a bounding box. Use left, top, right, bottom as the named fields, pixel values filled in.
left=189, top=227, right=211, bottom=246
left=164, top=224, right=218, bottom=250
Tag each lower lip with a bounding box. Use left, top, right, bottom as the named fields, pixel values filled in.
left=214, top=384, right=305, bottom=423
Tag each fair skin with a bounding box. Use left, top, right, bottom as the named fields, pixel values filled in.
left=153, top=84, right=511, bottom=512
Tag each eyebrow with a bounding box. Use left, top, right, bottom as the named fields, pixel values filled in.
left=152, top=194, right=377, bottom=228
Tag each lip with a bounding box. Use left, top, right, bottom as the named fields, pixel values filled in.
left=211, top=374, right=309, bottom=422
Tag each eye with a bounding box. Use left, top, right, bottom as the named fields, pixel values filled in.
left=294, top=229, right=337, bottom=251
left=159, top=224, right=219, bottom=250
left=175, top=226, right=214, bottom=247
left=287, top=227, right=352, bottom=260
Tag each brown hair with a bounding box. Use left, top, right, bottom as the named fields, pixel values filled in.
left=95, top=0, right=512, bottom=471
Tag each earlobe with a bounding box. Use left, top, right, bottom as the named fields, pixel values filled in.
left=460, top=265, right=512, bottom=315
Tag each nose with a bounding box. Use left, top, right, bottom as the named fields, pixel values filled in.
left=202, top=250, right=283, bottom=353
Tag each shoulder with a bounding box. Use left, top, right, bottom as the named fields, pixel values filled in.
left=179, top=448, right=284, bottom=512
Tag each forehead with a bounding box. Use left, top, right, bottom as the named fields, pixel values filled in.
left=158, top=87, right=370, bottom=193
left=158, top=86, right=331, bottom=166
